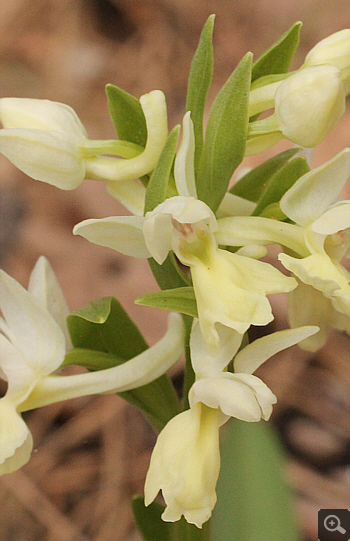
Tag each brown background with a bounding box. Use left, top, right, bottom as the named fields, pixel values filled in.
left=0, top=1, right=349, bottom=540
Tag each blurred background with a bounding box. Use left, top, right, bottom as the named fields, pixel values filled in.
left=0, top=1, right=349, bottom=540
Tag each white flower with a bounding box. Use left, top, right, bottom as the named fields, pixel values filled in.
left=74, top=112, right=296, bottom=354
left=144, top=320, right=318, bottom=527
left=278, top=148, right=350, bottom=321
left=301, top=29, right=350, bottom=92
left=0, top=90, right=167, bottom=190
left=0, top=258, right=184, bottom=475
left=274, top=65, right=346, bottom=147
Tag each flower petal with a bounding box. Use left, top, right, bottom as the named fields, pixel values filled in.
left=106, top=179, right=146, bottom=216
left=20, top=312, right=184, bottom=411
left=84, top=90, right=168, bottom=182
left=190, top=319, right=243, bottom=377
left=279, top=252, right=350, bottom=315
left=0, top=269, right=66, bottom=380
left=312, top=200, right=350, bottom=236
left=190, top=373, right=276, bottom=422
left=174, top=111, right=197, bottom=198
left=234, top=325, right=319, bottom=374
left=73, top=216, right=150, bottom=258
left=0, top=398, right=33, bottom=475
left=145, top=404, right=220, bottom=528
left=280, top=148, right=350, bottom=227
left=0, top=129, right=85, bottom=189
left=0, top=98, right=87, bottom=139
left=28, top=256, right=71, bottom=350
left=287, top=280, right=350, bottom=351
left=191, top=249, right=296, bottom=353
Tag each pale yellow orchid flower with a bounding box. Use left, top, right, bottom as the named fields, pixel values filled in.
left=145, top=320, right=318, bottom=527
left=0, top=91, right=167, bottom=193
left=0, top=258, right=184, bottom=475
left=74, top=113, right=296, bottom=354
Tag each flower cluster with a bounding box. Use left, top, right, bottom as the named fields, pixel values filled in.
left=0, top=18, right=349, bottom=533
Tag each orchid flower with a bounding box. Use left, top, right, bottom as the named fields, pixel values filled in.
left=144, top=320, right=319, bottom=528
left=74, top=112, right=297, bottom=354
left=0, top=91, right=168, bottom=190
left=246, top=30, right=350, bottom=154
left=0, top=257, right=184, bottom=475
left=216, top=148, right=350, bottom=349
left=247, top=65, right=346, bottom=154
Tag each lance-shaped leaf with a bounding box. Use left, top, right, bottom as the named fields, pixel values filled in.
left=136, top=287, right=198, bottom=318
left=252, top=156, right=310, bottom=217
left=106, top=84, right=147, bottom=146
left=211, top=419, right=301, bottom=541
left=132, top=496, right=173, bottom=541
left=67, top=297, right=180, bottom=430
left=197, top=52, right=252, bottom=212
left=144, top=125, right=180, bottom=213
left=230, top=148, right=299, bottom=202
left=186, top=14, right=215, bottom=172
left=252, top=22, right=302, bottom=83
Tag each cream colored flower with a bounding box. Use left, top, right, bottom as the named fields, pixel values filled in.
left=0, top=258, right=184, bottom=475
left=278, top=148, right=350, bottom=321
left=75, top=113, right=296, bottom=354
left=144, top=320, right=318, bottom=527
left=0, top=91, right=167, bottom=191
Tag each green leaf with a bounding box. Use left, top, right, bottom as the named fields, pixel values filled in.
left=252, top=156, right=310, bottom=216
left=186, top=14, right=215, bottom=172
left=68, top=297, right=148, bottom=358
left=132, top=496, right=173, bottom=541
left=106, top=84, right=147, bottom=146
left=230, top=148, right=299, bottom=202
left=251, top=22, right=302, bottom=82
left=70, top=296, right=113, bottom=324
left=212, top=419, right=302, bottom=541
left=136, top=287, right=198, bottom=318
left=148, top=253, right=191, bottom=291
left=67, top=297, right=180, bottom=431
left=63, top=348, right=124, bottom=369
left=144, top=125, right=180, bottom=213
left=197, top=52, right=252, bottom=212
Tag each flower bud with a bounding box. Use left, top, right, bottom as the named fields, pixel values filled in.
left=302, top=29, right=350, bottom=91
left=275, top=65, right=346, bottom=147
left=0, top=98, right=87, bottom=189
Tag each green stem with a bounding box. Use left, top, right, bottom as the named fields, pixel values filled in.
left=181, top=314, right=195, bottom=411
left=82, top=139, right=143, bottom=158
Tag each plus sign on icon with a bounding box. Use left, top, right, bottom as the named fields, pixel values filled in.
left=318, top=509, right=350, bottom=541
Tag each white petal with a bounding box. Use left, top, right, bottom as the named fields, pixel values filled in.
left=142, top=211, right=174, bottom=264
left=216, top=192, right=256, bottom=218
left=20, top=312, right=184, bottom=410
left=191, top=373, right=276, bottom=422
left=0, top=129, right=85, bottom=189
left=84, top=90, right=168, bottom=182
left=28, top=256, right=71, bottom=350
left=174, top=111, right=197, bottom=198
left=279, top=252, right=350, bottom=308
left=233, top=325, right=319, bottom=374
left=145, top=404, right=220, bottom=529
left=0, top=399, right=33, bottom=475
left=216, top=216, right=308, bottom=257
left=106, top=179, right=146, bottom=216
left=287, top=281, right=350, bottom=351
left=0, top=269, right=66, bottom=379
left=280, top=148, right=350, bottom=227
left=0, top=98, right=87, bottom=139
left=190, top=319, right=242, bottom=377
left=73, top=216, right=150, bottom=258
left=312, top=200, right=350, bottom=235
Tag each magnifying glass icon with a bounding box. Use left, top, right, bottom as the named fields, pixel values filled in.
left=324, top=514, right=346, bottom=534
